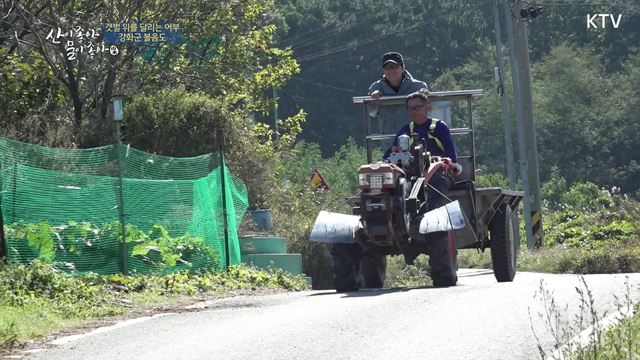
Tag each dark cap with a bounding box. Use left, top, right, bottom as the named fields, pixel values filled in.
left=382, top=52, right=404, bottom=67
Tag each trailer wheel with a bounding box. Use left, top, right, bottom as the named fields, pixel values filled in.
left=330, top=243, right=361, bottom=292
left=360, top=255, right=386, bottom=288
left=426, top=231, right=458, bottom=287
left=490, top=204, right=517, bottom=282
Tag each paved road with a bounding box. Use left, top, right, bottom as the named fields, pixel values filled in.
left=26, top=270, right=640, bottom=360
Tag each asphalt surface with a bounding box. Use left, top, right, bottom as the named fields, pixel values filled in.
left=25, top=270, right=640, bottom=360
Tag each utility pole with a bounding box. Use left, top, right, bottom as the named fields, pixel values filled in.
left=503, top=0, right=532, bottom=249
left=512, top=0, right=544, bottom=248
left=492, top=0, right=516, bottom=190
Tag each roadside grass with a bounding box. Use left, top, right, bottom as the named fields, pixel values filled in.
left=454, top=250, right=640, bottom=358
left=0, top=262, right=308, bottom=350
left=531, top=276, right=640, bottom=359
left=456, top=245, right=640, bottom=274
left=0, top=300, right=78, bottom=347
left=590, top=304, right=640, bottom=359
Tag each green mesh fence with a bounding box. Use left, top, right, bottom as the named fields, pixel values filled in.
left=0, top=137, right=248, bottom=275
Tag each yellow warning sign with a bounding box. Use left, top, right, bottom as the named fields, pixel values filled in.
left=309, top=169, right=330, bottom=192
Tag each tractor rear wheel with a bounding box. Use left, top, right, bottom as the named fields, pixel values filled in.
left=330, top=243, right=361, bottom=292
left=490, top=204, right=517, bottom=282
left=360, top=254, right=386, bottom=288
left=426, top=231, right=458, bottom=287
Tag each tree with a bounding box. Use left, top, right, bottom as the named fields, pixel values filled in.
left=0, top=47, right=68, bottom=146
left=1, top=0, right=299, bottom=147
left=123, top=87, right=306, bottom=209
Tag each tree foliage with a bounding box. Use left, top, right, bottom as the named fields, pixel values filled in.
left=533, top=43, right=640, bottom=193
left=275, top=0, right=491, bottom=156
left=1, top=0, right=299, bottom=147
left=1, top=0, right=304, bottom=208
left=273, top=0, right=640, bottom=195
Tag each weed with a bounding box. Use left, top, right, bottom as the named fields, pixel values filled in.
left=530, top=276, right=639, bottom=359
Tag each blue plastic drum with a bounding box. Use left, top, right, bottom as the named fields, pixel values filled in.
left=250, top=209, right=273, bottom=231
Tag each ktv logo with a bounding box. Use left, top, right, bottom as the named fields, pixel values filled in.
left=587, top=14, right=623, bottom=29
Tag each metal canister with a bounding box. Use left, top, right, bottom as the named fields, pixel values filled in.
left=398, top=134, right=410, bottom=152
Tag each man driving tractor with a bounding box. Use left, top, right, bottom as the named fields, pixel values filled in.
left=384, top=89, right=462, bottom=204
left=384, top=89, right=463, bottom=266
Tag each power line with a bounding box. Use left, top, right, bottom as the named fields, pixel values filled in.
left=278, top=8, right=376, bottom=48
left=528, top=1, right=640, bottom=5
left=288, top=12, right=381, bottom=51
left=295, top=0, right=492, bottom=63
left=294, top=1, right=493, bottom=63
left=289, top=0, right=637, bottom=63
left=290, top=76, right=360, bottom=94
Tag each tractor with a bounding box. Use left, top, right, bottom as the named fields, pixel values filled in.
left=310, top=90, right=523, bottom=292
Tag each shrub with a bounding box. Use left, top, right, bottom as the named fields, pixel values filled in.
left=542, top=167, right=568, bottom=209
left=561, top=182, right=613, bottom=212
left=458, top=249, right=493, bottom=269
left=476, top=172, right=509, bottom=188
left=268, top=147, right=333, bottom=288
left=124, top=87, right=307, bottom=210
left=544, top=213, right=636, bottom=250
left=0, top=261, right=120, bottom=318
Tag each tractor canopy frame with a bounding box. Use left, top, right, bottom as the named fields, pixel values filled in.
left=352, top=90, right=523, bottom=250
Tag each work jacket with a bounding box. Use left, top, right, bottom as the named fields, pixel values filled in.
left=368, top=70, right=428, bottom=96
left=383, top=117, right=457, bottom=162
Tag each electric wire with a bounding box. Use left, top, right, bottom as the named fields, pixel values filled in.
left=525, top=1, right=640, bottom=6
left=294, top=0, right=493, bottom=63
left=288, top=12, right=382, bottom=51
left=278, top=10, right=376, bottom=47
left=291, top=76, right=360, bottom=94
left=286, top=0, right=637, bottom=50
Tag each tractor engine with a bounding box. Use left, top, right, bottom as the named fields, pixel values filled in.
left=357, top=162, right=406, bottom=247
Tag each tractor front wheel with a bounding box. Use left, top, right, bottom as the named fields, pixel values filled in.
left=330, top=243, right=361, bottom=292
left=360, top=254, right=386, bottom=288
left=426, top=231, right=458, bottom=287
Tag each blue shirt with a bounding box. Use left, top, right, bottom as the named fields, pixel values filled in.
left=383, top=117, right=457, bottom=162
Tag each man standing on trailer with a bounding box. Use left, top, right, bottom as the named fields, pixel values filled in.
left=368, top=52, right=428, bottom=98
left=367, top=52, right=429, bottom=143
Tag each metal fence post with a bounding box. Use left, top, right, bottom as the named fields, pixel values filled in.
left=113, top=98, right=128, bottom=275
left=217, top=127, right=231, bottom=270
left=0, top=159, right=6, bottom=262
